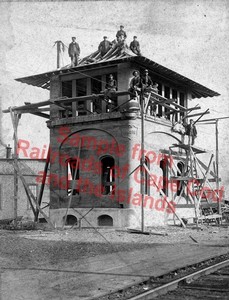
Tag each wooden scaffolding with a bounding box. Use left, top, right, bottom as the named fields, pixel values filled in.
left=3, top=87, right=224, bottom=229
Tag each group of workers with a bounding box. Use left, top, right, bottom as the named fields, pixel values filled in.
left=103, top=69, right=197, bottom=145
left=68, top=30, right=197, bottom=145
left=68, top=25, right=141, bottom=67
left=98, top=25, right=141, bottom=57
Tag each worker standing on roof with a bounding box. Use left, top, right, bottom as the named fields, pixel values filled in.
left=116, top=25, right=127, bottom=40
left=68, top=37, right=80, bottom=67
left=185, top=119, right=197, bottom=145
left=130, top=36, right=141, bottom=56
left=98, top=36, right=112, bottom=57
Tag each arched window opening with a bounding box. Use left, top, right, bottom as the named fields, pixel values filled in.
left=177, top=161, right=185, bottom=196
left=101, top=156, right=115, bottom=195
left=64, top=215, right=78, bottom=226
left=98, top=215, right=113, bottom=226
left=67, top=159, right=79, bottom=195
left=160, top=158, right=168, bottom=196
left=144, top=157, right=150, bottom=195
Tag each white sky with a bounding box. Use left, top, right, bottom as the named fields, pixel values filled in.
left=0, top=0, right=229, bottom=194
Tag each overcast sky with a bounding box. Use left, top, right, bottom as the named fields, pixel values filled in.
left=0, top=0, right=229, bottom=193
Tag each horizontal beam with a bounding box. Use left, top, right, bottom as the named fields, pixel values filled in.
left=198, top=116, right=229, bottom=122
left=3, top=92, right=130, bottom=114
left=54, top=91, right=130, bottom=104
left=186, top=106, right=201, bottom=112
left=183, top=111, right=210, bottom=119
left=30, top=112, right=50, bottom=119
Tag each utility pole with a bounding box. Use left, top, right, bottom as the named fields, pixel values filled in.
left=140, top=91, right=145, bottom=232
left=54, top=40, right=65, bottom=69
left=215, top=119, right=221, bottom=214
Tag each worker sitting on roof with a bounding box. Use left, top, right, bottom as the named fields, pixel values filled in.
left=98, top=36, right=112, bottom=57
left=130, top=36, right=141, bottom=56
left=185, top=119, right=197, bottom=145
left=129, top=70, right=141, bottom=99
left=116, top=25, right=127, bottom=40
left=68, top=37, right=80, bottom=67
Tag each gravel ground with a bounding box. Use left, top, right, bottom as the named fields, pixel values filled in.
left=0, top=224, right=228, bottom=269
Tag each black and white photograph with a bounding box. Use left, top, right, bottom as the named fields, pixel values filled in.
left=0, top=0, right=229, bottom=299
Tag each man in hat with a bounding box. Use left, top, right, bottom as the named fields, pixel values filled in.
left=68, top=37, right=80, bottom=67
left=141, top=69, right=153, bottom=91
left=185, top=119, right=197, bottom=145
left=104, top=74, right=117, bottom=111
left=129, top=70, right=141, bottom=97
left=98, top=36, right=112, bottom=57
left=130, top=36, right=141, bottom=55
left=116, top=25, right=127, bottom=40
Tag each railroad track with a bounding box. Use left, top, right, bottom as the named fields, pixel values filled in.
left=96, top=253, right=229, bottom=300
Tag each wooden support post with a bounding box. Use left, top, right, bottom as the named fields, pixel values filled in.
left=35, top=146, right=50, bottom=222
left=101, top=74, right=106, bottom=112
left=144, top=164, right=186, bottom=228
left=10, top=108, right=20, bottom=227
left=72, top=80, right=77, bottom=117
left=161, top=84, right=165, bottom=117
left=140, top=92, right=145, bottom=232
left=86, top=77, right=92, bottom=114
left=215, top=119, right=221, bottom=214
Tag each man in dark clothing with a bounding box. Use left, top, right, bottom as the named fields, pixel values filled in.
left=185, top=119, right=197, bottom=145
left=129, top=70, right=141, bottom=97
left=141, top=69, right=153, bottom=91
left=130, top=36, right=141, bottom=55
left=116, top=25, right=127, bottom=40
left=68, top=37, right=80, bottom=67
left=104, top=74, right=117, bottom=111
left=98, top=36, right=112, bottom=56
left=105, top=74, right=117, bottom=91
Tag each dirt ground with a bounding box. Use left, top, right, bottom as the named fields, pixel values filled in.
left=0, top=224, right=228, bottom=299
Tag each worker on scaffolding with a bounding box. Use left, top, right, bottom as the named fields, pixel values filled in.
left=141, top=69, right=154, bottom=113
left=141, top=69, right=153, bottom=91
left=104, top=74, right=117, bottom=111
left=185, top=119, right=197, bottom=145
left=129, top=70, right=142, bottom=100
left=68, top=37, right=80, bottom=67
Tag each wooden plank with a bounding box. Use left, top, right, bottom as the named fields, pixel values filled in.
left=186, top=106, right=201, bottom=112
left=35, top=146, right=50, bottom=222
left=183, top=111, right=210, bottom=119
left=170, top=176, right=203, bottom=181
left=30, top=112, right=50, bottom=119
